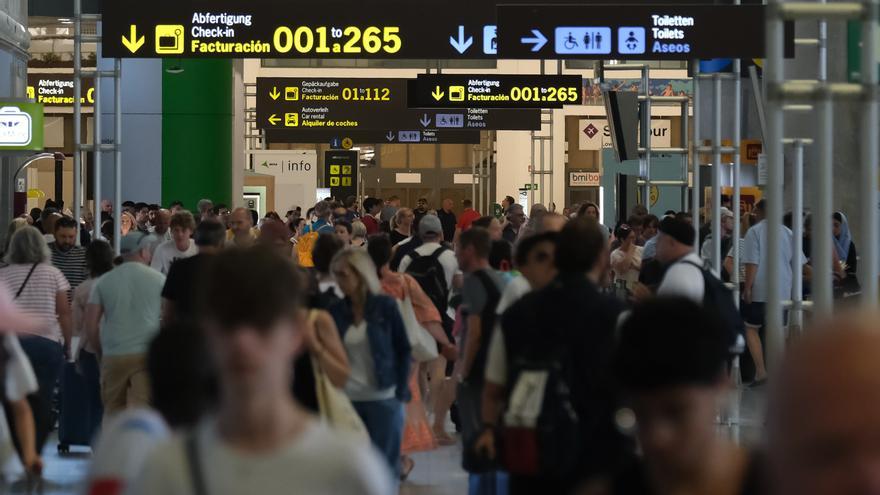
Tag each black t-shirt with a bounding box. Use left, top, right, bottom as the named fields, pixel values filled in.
left=389, top=230, right=410, bottom=247
left=161, top=253, right=210, bottom=321
left=437, top=209, right=457, bottom=244
left=610, top=451, right=766, bottom=495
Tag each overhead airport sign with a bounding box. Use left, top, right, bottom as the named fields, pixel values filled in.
left=267, top=129, right=481, bottom=145
left=101, top=0, right=498, bottom=59
left=256, top=77, right=541, bottom=131
left=497, top=5, right=794, bottom=60
left=0, top=103, right=44, bottom=152
left=409, top=75, right=582, bottom=109
left=27, top=73, right=94, bottom=106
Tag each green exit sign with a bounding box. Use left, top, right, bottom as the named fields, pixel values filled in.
left=0, top=102, right=44, bottom=152
left=523, top=183, right=539, bottom=191
left=847, top=20, right=880, bottom=82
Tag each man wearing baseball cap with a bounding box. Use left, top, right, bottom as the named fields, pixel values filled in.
left=86, top=232, right=166, bottom=418
left=655, top=216, right=707, bottom=303
left=0, top=284, right=43, bottom=478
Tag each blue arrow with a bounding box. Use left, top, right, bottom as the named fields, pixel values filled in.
left=521, top=29, right=548, bottom=52
left=449, top=26, right=473, bottom=54
left=420, top=114, right=432, bottom=127
left=386, top=131, right=395, bottom=142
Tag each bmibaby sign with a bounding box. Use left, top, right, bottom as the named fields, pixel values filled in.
left=579, top=118, right=671, bottom=151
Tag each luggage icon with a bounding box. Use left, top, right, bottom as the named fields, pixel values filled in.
left=0, top=107, right=33, bottom=146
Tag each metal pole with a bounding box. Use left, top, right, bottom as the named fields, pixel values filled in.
left=712, top=74, right=723, bottom=274
left=479, top=148, right=484, bottom=214
left=859, top=0, right=879, bottom=305
left=681, top=100, right=689, bottom=212
left=540, top=136, right=546, bottom=205
left=692, top=60, right=701, bottom=253
left=113, top=59, right=122, bottom=255
left=93, top=74, right=102, bottom=242
left=733, top=58, right=742, bottom=302
left=812, top=92, right=834, bottom=316
left=73, top=0, right=82, bottom=244
left=488, top=131, right=495, bottom=213
left=471, top=147, right=476, bottom=212
left=643, top=66, right=652, bottom=214
left=548, top=112, right=554, bottom=210
left=530, top=131, right=535, bottom=207
left=766, top=2, right=785, bottom=370
left=792, top=141, right=805, bottom=330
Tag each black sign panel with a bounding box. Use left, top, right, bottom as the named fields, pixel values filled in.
left=256, top=77, right=541, bottom=131
left=101, top=0, right=498, bottom=59
left=325, top=150, right=358, bottom=200
left=497, top=5, right=794, bottom=60
left=266, top=129, right=481, bottom=145
left=26, top=73, right=94, bottom=107
left=409, top=74, right=582, bottom=109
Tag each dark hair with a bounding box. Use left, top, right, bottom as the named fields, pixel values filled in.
left=459, top=227, right=491, bottom=260
left=85, top=240, right=115, bottom=277
left=362, top=197, right=381, bottom=212
left=754, top=199, right=766, bottom=213
left=664, top=210, right=677, bottom=216
left=833, top=211, right=844, bottom=223
left=249, top=209, right=259, bottom=226
left=614, top=298, right=729, bottom=391
left=504, top=195, right=516, bottom=205
left=577, top=202, right=599, bottom=217
left=514, top=232, right=558, bottom=268
left=147, top=323, right=217, bottom=428
left=463, top=199, right=473, bottom=208
left=643, top=214, right=659, bottom=229
left=366, top=234, right=392, bottom=276
left=615, top=224, right=633, bottom=240
left=149, top=204, right=160, bottom=211
left=334, top=219, right=353, bottom=234
left=626, top=215, right=644, bottom=228
left=264, top=211, right=281, bottom=221
left=472, top=216, right=496, bottom=229
left=783, top=212, right=793, bottom=229
left=312, top=233, right=344, bottom=275
left=344, top=196, right=357, bottom=208
left=122, top=201, right=136, bottom=208
left=556, top=217, right=605, bottom=274
left=54, top=216, right=77, bottom=232
left=169, top=200, right=184, bottom=208
left=134, top=202, right=149, bottom=211
left=194, top=220, right=227, bottom=248
left=199, top=247, right=303, bottom=329
left=489, top=240, right=512, bottom=271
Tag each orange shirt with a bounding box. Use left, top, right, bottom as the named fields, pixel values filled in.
left=457, top=208, right=481, bottom=231
left=379, top=269, right=441, bottom=325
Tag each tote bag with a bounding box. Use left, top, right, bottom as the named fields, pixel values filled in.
left=397, top=275, right=439, bottom=362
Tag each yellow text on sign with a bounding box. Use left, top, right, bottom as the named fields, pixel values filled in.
left=272, top=26, right=402, bottom=55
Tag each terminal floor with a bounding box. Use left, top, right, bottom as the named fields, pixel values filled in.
left=4, top=388, right=766, bottom=495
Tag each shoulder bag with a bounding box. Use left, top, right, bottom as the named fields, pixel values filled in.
left=397, top=274, right=439, bottom=362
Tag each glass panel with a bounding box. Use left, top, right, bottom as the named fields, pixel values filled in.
left=380, top=144, right=408, bottom=168
left=440, top=144, right=471, bottom=168
left=408, top=145, right=436, bottom=169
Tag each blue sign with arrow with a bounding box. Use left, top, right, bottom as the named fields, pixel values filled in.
left=520, top=29, right=548, bottom=52
left=449, top=25, right=474, bottom=54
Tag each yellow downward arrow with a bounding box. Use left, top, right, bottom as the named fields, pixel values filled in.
left=270, top=87, right=280, bottom=100
left=268, top=114, right=281, bottom=126
left=121, top=25, right=145, bottom=54
left=432, top=86, right=445, bottom=101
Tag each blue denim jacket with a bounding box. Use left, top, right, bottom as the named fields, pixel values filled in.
left=329, top=294, right=412, bottom=402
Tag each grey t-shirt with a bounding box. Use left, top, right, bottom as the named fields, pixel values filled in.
left=462, top=269, right=507, bottom=316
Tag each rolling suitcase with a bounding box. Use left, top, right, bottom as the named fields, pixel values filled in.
left=57, top=362, right=95, bottom=453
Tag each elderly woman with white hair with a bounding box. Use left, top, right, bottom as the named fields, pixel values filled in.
left=327, top=249, right=411, bottom=478
left=0, top=226, right=72, bottom=453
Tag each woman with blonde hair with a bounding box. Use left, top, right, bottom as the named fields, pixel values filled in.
left=2, top=217, right=29, bottom=262
left=120, top=211, right=137, bottom=237
left=327, top=249, right=411, bottom=478
left=389, top=208, right=414, bottom=247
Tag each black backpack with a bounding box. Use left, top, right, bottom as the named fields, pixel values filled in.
left=681, top=259, right=745, bottom=353
left=405, top=246, right=451, bottom=319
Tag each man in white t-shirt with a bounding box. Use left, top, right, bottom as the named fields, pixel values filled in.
left=398, top=215, right=461, bottom=295
left=742, top=199, right=806, bottom=387
left=655, top=217, right=706, bottom=303
left=150, top=210, right=198, bottom=275
left=129, top=248, right=390, bottom=495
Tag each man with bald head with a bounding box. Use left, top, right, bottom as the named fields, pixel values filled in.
left=770, top=315, right=880, bottom=495
left=227, top=207, right=256, bottom=248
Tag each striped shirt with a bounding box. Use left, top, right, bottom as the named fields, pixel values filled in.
left=0, top=263, right=70, bottom=343
left=50, top=243, right=88, bottom=293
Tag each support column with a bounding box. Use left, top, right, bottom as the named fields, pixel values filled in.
left=162, top=59, right=233, bottom=209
